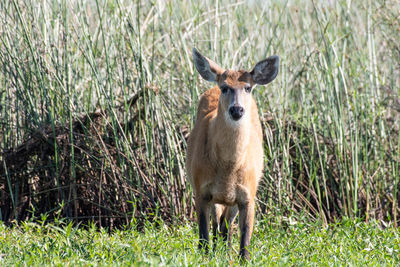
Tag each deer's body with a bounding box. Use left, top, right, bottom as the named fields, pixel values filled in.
left=187, top=85, right=263, bottom=206
left=187, top=48, right=279, bottom=260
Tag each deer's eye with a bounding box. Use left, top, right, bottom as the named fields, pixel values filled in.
left=245, top=86, right=252, bottom=93
left=221, top=86, right=228, bottom=94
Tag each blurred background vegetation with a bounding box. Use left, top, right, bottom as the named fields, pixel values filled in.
left=0, top=0, right=399, bottom=228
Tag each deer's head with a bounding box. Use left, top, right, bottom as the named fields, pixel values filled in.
left=193, top=48, right=279, bottom=124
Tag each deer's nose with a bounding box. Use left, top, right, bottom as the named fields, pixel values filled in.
left=229, top=106, right=244, bottom=121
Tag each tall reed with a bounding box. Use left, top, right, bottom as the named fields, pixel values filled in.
left=0, top=0, right=399, bottom=226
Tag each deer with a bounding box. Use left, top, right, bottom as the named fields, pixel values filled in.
left=186, top=48, right=279, bottom=260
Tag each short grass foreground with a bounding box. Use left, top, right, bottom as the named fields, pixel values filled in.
left=1, top=219, right=399, bottom=266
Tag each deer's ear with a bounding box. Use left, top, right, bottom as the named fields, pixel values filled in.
left=193, top=48, right=224, bottom=82
left=250, top=55, right=279, bottom=85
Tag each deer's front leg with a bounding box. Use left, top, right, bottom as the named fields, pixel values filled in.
left=238, top=199, right=255, bottom=261
left=197, top=195, right=211, bottom=252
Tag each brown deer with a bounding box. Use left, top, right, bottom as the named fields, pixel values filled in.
left=186, top=48, right=279, bottom=260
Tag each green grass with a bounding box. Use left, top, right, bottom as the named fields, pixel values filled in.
left=1, top=218, right=399, bottom=266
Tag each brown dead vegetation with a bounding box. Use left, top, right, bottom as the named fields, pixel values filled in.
left=2, top=95, right=399, bottom=228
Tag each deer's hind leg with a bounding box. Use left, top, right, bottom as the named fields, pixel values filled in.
left=219, top=205, right=238, bottom=247
left=211, top=204, right=224, bottom=249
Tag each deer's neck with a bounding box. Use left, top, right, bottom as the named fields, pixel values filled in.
left=209, top=106, right=250, bottom=166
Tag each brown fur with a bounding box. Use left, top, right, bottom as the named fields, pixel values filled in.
left=188, top=48, right=278, bottom=260
left=187, top=80, right=263, bottom=260
left=187, top=85, right=263, bottom=201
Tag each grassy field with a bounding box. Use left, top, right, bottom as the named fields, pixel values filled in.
left=1, top=217, right=399, bottom=266
left=0, top=0, right=400, bottom=265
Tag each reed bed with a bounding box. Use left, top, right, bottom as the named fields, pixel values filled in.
left=0, top=0, right=399, bottom=228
